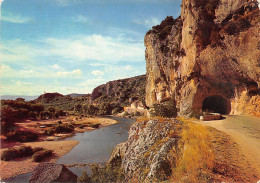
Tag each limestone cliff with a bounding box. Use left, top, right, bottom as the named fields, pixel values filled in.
left=145, top=0, right=260, bottom=116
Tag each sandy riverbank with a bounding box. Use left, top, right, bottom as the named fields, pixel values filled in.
left=11, top=116, right=118, bottom=141
left=0, top=116, right=118, bottom=180
left=0, top=140, right=79, bottom=180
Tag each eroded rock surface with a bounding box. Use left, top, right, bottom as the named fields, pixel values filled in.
left=109, top=119, right=181, bottom=181
left=29, top=163, right=77, bottom=183
left=145, top=0, right=260, bottom=117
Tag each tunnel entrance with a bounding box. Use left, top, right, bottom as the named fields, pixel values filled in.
left=202, top=95, right=230, bottom=114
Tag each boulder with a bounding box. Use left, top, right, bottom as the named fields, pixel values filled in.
left=29, top=163, right=77, bottom=183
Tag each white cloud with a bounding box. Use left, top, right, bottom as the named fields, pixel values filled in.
left=1, top=34, right=145, bottom=67
left=1, top=64, right=82, bottom=79
left=1, top=80, right=92, bottom=96
left=1, top=12, right=33, bottom=24
left=0, top=0, right=4, bottom=6
left=0, top=39, right=36, bottom=64
left=89, top=63, right=106, bottom=67
left=91, top=70, right=104, bottom=76
left=79, top=78, right=105, bottom=87
left=15, top=81, right=33, bottom=87
left=51, top=64, right=62, bottom=70
left=57, top=69, right=82, bottom=78
left=73, top=15, right=89, bottom=23
left=44, top=34, right=145, bottom=63
left=133, top=17, right=160, bottom=28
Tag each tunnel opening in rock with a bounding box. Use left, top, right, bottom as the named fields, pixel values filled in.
left=202, top=95, right=230, bottom=114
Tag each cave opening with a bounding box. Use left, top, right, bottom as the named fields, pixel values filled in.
left=202, top=95, right=230, bottom=114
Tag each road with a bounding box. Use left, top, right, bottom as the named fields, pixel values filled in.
left=200, top=115, right=260, bottom=177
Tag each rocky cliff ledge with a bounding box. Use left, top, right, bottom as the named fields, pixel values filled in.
left=145, top=0, right=260, bottom=116
left=109, top=119, right=180, bottom=182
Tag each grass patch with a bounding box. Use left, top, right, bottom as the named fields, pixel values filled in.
left=172, top=121, right=214, bottom=182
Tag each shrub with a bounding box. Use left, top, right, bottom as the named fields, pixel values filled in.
left=79, top=124, right=85, bottom=129
left=44, top=129, right=55, bottom=136
left=32, top=147, right=44, bottom=153
left=88, top=123, right=101, bottom=129
left=1, top=148, right=19, bottom=161
left=32, top=150, right=53, bottom=162
left=77, top=171, right=91, bottom=182
left=90, top=158, right=124, bottom=183
left=6, top=130, right=39, bottom=142
left=1, top=146, right=34, bottom=161
left=151, top=99, right=177, bottom=118
left=134, top=111, right=141, bottom=116
left=55, top=124, right=74, bottom=133
left=112, top=107, right=123, bottom=115
left=17, top=146, right=34, bottom=157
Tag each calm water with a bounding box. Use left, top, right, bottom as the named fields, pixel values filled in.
left=5, top=117, right=135, bottom=182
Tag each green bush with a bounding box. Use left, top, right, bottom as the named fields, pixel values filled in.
left=112, top=107, right=123, bottom=115
left=6, top=130, right=39, bottom=142
left=55, top=124, right=74, bottom=133
left=90, top=158, right=124, bottom=183
left=77, top=171, right=91, bottom=182
left=88, top=123, right=101, bottom=129
left=151, top=99, right=177, bottom=118
left=134, top=111, right=141, bottom=116
left=79, top=124, right=85, bottom=129
left=32, top=147, right=44, bottom=153
left=18, top=146, right=34, bottom=157
left=1, top=148, right=19, bottom=161
left=1, top=146, right=34, bottom=161
left=44, top=129, right=55, bottom=136
left=32, top=150, right=53, bottom=162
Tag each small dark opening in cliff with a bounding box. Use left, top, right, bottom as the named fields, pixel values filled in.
left=202, top=95, right=230, bottom=114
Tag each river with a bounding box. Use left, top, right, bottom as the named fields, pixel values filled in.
left=6, top=117, right=135, bottom=183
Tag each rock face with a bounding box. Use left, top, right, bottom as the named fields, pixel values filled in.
left=145, top=0, right=260, bottom=116
left=91, top=75, right=146, bottom=105
left=109, top=119, right=180, bottom=181
left=29, top=163, right=77, bottom=183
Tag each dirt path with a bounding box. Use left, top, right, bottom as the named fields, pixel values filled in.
left=200, top=115, right=260, bottom=177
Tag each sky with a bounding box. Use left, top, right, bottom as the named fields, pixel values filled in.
left=0, top=0, right=182, bottom=96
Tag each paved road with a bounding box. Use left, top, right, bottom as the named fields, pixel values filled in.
left=200, top=115, right=260, bottom=176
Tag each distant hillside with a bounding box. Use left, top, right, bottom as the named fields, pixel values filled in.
left=1, top=95, right=38, bottom=101
left=34, top=92, right=91, bottom=111
left=91, top=75, right=146, bottom=106
left=66, top=93, right=90, bottom=98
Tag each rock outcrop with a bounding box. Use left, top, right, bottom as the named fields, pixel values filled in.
left=109, top=119, right=180, bottom=181
left=91, top=75, right=146, bottom=105
left=29, top=163, right=77, bottom=183
left=145, top=0, right=260, bottom=116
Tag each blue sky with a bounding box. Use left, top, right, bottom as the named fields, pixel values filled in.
left=0, top=0, right=182, bottom=95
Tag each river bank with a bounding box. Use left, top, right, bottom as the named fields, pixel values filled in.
left=0, top=140, right=79, bottom=180
left=0, top=116, right=119, bottom=181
